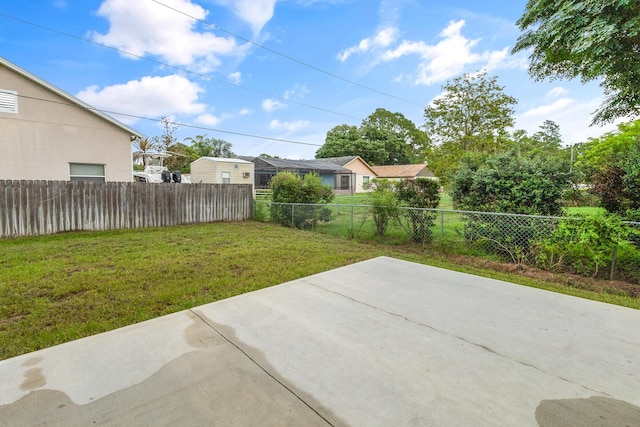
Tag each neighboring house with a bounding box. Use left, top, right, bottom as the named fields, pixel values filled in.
left=239, top=156, right=355, bottom=195
left=0, top=57, right=142, bottom=182
left=190, top=157, right=254, bottom=191
left=370, top=164, right=437, bottom=182
left=317, top=156, right=378, bottom=193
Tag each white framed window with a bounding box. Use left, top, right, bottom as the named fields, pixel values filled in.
left=0, top=89, right=18, bottom=114
left=221, top=171, right=231, bottom=184
left=69, top=163, right=106, bottom=182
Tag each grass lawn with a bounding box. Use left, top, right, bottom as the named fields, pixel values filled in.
left=1, top=221, right=638, bottom=361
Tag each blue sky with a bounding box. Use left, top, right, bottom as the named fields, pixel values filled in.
left=0, top=0, right=624, bottom=159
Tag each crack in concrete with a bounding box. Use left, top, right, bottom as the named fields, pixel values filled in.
left=309, top=283, right=611, bottom=398
left=188, top=309, right=338, bottom=427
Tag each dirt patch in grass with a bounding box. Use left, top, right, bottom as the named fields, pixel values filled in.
left=440, top=253, right=640, bottom=298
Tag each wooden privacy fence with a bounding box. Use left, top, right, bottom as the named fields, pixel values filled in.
left=0, top=180, right=254, bottom=238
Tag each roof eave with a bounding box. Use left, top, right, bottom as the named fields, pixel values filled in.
left=0, top=56, right=143, bottom=138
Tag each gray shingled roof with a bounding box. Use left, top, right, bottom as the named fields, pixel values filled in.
left=253, top=157, right=351, bottom=172
left=315, top=156, right=359, bottom=167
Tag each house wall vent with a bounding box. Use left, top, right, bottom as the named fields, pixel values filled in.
left=0, top=90, right=18, bottom=114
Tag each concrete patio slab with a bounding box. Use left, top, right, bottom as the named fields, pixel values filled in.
left=1, top=256, right=639, bottom=426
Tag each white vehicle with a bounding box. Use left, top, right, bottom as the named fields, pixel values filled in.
left=133, top=153, right=190, bottom=183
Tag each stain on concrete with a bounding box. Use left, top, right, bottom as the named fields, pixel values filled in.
left=1, top=322, right=338, bottom=427
left=191, top=309, right=348, bottom=427
left=183, top=310, right=218, bottom=349
left=21, top=357, right=42, bottom=367
left=20, top=367, right=46, bottom=391
left=536, top=396, right=640, bottom=426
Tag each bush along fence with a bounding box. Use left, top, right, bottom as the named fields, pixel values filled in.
left=0, top=180, right=253, bottom=238
left=254, top=200, right=640, bottom=284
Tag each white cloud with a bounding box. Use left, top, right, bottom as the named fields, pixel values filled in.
left=228, top=71, right=242, bottom=84
left=269, top=119, right=310, bottom=132
left=518, top=98, right=575, bottom=121
left=214, top=0, right=276, bottom=34
left=238, top=108, right=252, bottom=116
left=76, top=75, right=206, bottom=124
left=344, top=20, right=516, bottom=85
left=338, top=26, right=399, bottom=62
left=92, top=0, right=238, bottom=71
left=262, top=98, right=286, bottom=112
left=516, top=97, right=619, bottom=145
left=386, top=20, right=510, bottom=85
left=283, top=84, right=309, bottom=100
left=547, top=87, right=569, bottom=98
left=195, top=113, right=222, bottom=126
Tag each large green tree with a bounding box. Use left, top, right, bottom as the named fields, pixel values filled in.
left=360, top=108, right=429, bottom=165
left=512, top=120, right=565, bottom=161
left=424, top=71, right=517, bottom=184
left=185, top=134, right=236, bottom=158
left=513, top=0, right=640, bottom=124
left=577, top=119, right=640, bottom=217
left=316, top=109, right=427, bottom=166
left=315, top=125, right=366, bottom=159
left=164, top=142, right=197, bottom=173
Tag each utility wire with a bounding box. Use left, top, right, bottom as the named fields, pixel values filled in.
left=0, top=12, right=360, bottom=121
left=13, top=93, right=322, bottom=147
left=151, top=0, right=424, bottom=107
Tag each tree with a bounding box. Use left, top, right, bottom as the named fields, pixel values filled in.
left=315, top=125, right=365, bottom=159
left=132, top=136, right=158, bottom=167
left=513, top=0, right=640, bottom=124
left=512, top=120, right=565, bottom=160
left=316, top=109, right=427, bottom=166
left=155, top=116, right=179, bottom=152
left=579, top=119, right=640, bottom=216
left=424, top=71, right=517, bottom=184
left=360, top=108, right=430, bottom=165
left=185, top=135, right=235, bottom=158
left=164, top=142, right=197, bottom=173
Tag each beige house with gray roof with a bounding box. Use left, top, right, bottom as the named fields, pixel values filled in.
left=0, top=57, right=141, bottom=182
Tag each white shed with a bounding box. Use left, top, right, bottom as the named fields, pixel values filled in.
left=190, top=157, right=254, bottom=190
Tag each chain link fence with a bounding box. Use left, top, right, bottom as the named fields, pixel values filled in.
left=254, top=200, right=640, bottom=283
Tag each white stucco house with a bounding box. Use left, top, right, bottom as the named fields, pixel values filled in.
left=190, top=157, right=255, bottom=191
left=0, top=56, right=142, bottom=182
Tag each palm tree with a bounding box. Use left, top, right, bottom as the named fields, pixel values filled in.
left=132, top=137, right=158, bottom=167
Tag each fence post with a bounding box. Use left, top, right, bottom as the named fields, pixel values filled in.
left=440, top=210, right=444, bottom=238
left=291, top=204, right=295, bottom=228
left=610, top=244, right=618, bottom=281
left=350, top=205, right=354, bottom=238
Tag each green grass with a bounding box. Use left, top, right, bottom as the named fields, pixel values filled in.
left=565, top=206, right=606, bottom=216
left=2, top=221, right=638, bottom=361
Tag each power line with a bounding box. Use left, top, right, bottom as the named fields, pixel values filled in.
left=151, top=0, right=424, bottom=107
left=13, top=93, right=323, bottom=147
left=0, top=12, right=360, bottom=121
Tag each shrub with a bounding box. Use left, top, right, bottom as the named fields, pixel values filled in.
left=533, top=213, right=630, bottom=277
left=368, top=179, right=400, bottom=236
left=270, top=172, right=334, bottom=229
left=451, top=151, right=571, bottom=261
left=395, top=178, right=441, bottom=243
